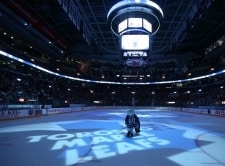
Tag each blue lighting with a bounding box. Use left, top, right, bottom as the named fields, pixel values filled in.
left=107, top=0, right=164, bottom=19
left=1, top=50, right=225, bottom=85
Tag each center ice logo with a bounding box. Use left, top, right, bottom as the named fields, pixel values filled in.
left=27, top=120, right=170, bottom=165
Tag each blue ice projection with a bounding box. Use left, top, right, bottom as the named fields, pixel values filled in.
left=1, top=111, right=225, bottom=165
left=24, top=118, right=216, bottom=165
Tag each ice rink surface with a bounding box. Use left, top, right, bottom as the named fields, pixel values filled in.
left=0, top=108, right=225, bottom=166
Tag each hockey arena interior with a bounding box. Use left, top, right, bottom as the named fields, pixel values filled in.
left=0, top=0, right=225, bottom=166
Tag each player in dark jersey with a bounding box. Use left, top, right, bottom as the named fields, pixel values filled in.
left=125, top=109, right=140, bottom=137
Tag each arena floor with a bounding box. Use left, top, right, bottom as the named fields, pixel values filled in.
left=0, top=108, right=225, bottom=166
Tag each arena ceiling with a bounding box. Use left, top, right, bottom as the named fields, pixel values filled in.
left=0, top=0, right=225, bottom=83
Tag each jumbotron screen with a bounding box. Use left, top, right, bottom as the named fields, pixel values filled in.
left=121, top=34, right=149, bottom=50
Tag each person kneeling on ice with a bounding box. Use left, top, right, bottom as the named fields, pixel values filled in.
left=125, top=109, right=140, bottom=137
